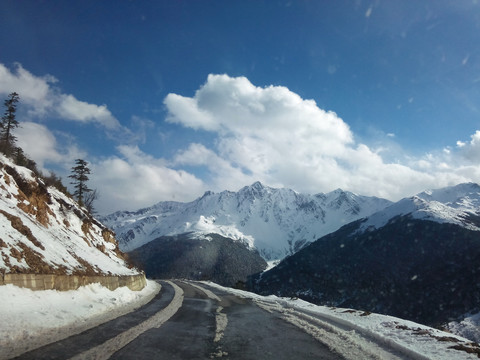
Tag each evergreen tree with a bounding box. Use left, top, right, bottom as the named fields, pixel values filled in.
left=69, top=159, right=92, bottom=207
left=0, top=92, right=20, bottom=155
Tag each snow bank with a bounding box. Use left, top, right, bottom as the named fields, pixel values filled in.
left=204, top=282, right=480, bottom=360
left=0, top=280, right=160, bottom=360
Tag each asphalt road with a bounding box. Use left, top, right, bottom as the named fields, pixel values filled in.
left=14, top=280, right=384, bottom=360
left=112, top=282, right=340, bottom=360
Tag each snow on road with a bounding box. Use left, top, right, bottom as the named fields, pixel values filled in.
left=0, top=280, right=161, bottom=360
left=2, top=279, right=480, bottom=360
left=203, top=282, right=480, bottom=360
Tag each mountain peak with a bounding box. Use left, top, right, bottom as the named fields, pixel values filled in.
left=359, top=182, right=480, bottom=233
left=238, top=181, right=269, bottom=198
left=418, top=182, right=480, bottom=203
left=248, top=181, right=266, bottom=191
left=200, top=190, right=215, bottom=198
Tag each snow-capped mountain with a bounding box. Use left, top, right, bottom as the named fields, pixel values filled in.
left=251, top=182, right=480, bottom=328
left=359, top=182, right=480, bottom=233
left=101, top=181, right=392, bottom=260
left=0, top=154, right=138, bottom=276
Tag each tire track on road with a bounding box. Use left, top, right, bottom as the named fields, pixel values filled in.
left=183, top=281, right=229, bottom=358
left=70, top=281, right=184, bottom=360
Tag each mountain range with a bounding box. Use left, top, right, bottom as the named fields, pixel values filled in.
left=250, top=182, right=480, bottom=327
left=3, top=147, right=480, bottom=339
left=101, top=181, right=391, bottom=261
left=102, top=180, right=480, bottom=326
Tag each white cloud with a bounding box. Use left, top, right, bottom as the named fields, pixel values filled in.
left=174, top=143, right=255, bottom=191
left=15, top=122, right=85, bottom=171
left=6, top=69, right=480, bottom=214
left=0, top=63, right=120, bottom=129
left=15, top=122, right=62, bottom=167
left=458, top=130, right=480, bottom=162
left=57, top=94, right=120, bottom=129
left=166, top=74, right=353, bottom=145
left=165, top=73, right=355, bottom=193
left=164, top=94, right=217, bottom=131
left=129, top=115, right=155, bottom=144
left=164, top=74, right=480, bottom=201
left=91, top=145, right=206, bottom=214
left=0, top=63, right=56, bottom=116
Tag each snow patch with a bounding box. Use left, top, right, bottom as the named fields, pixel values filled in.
left=0, top=280, right=160, bottom=360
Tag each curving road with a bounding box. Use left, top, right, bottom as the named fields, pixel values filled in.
left=14, top=281, right=410, bottom=360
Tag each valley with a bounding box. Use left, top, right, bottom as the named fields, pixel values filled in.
left=2, top=152, right=480, bottom=358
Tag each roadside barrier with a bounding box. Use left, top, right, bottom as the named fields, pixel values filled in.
left=0, top=273, right=147, bottom=291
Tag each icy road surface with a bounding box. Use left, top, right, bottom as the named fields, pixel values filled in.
left=7, top=281, right=480, bottom=360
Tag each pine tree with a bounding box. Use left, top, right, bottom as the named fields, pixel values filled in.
left=69, top=159, right=92, bottom=207
left=0, top=92, right=20, bottom=155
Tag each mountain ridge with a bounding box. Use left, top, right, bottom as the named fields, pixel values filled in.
left=250, top=182, right=480, bottom=327
left=358, top=182, right=480, bottom=233
left=101, top=181, right=392, bottom=260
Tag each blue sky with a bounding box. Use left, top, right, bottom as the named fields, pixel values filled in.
left=1, top=0, right=480, bottom=214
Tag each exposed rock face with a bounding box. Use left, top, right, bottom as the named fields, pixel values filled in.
left=0, top=155, right=139, bottom=277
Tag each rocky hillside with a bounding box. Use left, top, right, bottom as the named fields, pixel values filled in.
left=250, top=183, right=480, bottom=327
left=0, top=154, right=139, bottom=277
left=102, top=182, right=391, bottom=260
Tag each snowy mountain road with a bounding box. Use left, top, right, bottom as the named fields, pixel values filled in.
left=112, top=281, right=341, bottom=360
left=14, top=280, right=410, bottom=360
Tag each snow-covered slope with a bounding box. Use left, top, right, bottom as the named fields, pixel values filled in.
left=0, top=155, right=138, bottom=276
left=359, top=182, right=480, bottom=233
left=252, top=182, right=480, bottom=329
left=102, top=182, right=392, bottom=260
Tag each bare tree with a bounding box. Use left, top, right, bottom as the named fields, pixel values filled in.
left=84, top=188, right=99, bottom=214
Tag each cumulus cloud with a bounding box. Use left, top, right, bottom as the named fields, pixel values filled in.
left=6, top=68, right=480, bottom=213
left=0, top=63, right=207, bottom=213
left=174, top=143, right=255, bottom=190
left=457, top=130, right=480, bottom=162
left=164, top=74, right=480, bottom=200
left=15, top=122, right=85, bottom=171
left=165, top=73, right=355, bottom=193
left=91, top=145, right=206, bottom=214
left=0, top=63, right=120, bottom=129
left=15, top=122, right=62, bottom=166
